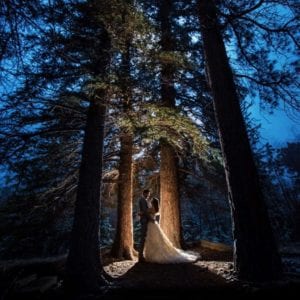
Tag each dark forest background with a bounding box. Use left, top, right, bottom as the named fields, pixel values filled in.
left=0, top=0, right=299, bottom=262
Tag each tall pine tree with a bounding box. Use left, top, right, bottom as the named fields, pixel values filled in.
left=198, top=0, right=283, bottom=281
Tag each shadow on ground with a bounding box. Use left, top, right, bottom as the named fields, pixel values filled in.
left=102, top=261, right=300, bottom=299
left=1, top=245, right=300, bottom=299
left=116, top=261, right=228, bottom=289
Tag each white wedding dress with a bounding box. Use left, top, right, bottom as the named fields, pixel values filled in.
left=143, top=208, right=199, bottom=264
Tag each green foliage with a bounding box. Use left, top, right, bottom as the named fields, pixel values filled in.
left=156, top=51, right=191, bottom=69
left=118, top=103, right=218, bottom=160
left=95, top=0, right=155, bottom=51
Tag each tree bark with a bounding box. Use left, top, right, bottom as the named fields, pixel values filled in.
left=198, top=0, right=282, bottom=281
left=160, top=142, right=182, bottom=248
left=158, top=0, right=183, bottom=248
left=110, top=38, right=135, bottom=259
left=110, top=132, right=135, bottom=259
left=66, top=100, right=107, bottom=292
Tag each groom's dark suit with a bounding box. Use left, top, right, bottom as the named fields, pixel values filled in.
left=138, top=197, right=150, bottom=261
left=138, top=197, right=160, bottom=261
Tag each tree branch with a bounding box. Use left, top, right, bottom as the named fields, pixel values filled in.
left=220, top=0, right=265, bottom=27
left=239, top=16, right=300, bottom=48
left=235, top=73, right=284, bottom=86
left=228, top=0, right=265, bottom=19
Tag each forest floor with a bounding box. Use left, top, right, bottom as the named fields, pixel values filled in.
left=101, top=242, right=300, bottom=298
left=1, top=241, right=300, bottom=299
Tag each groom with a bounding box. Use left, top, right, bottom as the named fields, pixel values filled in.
left=139, top=189, right=159, bottom=262
left=139, top=190, right=159, bottom=262
left=138, top=189, right=160, bottom=262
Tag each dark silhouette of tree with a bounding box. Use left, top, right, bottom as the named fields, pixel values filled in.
left=198, top=0, right=283, bottom=281
left=0, top=0, right=41, bottom=65
left=279, top=142, right=300, bottom=178
left=219, top=0, right=299, bottom=113
left=1, top=0, right=113, bottom=292
left=278, top=142, right=300, bottom=240
left=66, top=98, right=109, bottom=292
left=62, top=1, right=112, bottom=292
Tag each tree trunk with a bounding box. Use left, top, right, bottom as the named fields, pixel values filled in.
left=159, top=0, right=183, bottom=249
left=111, top=132, right=135, bottom=259
left=198, top=0, right=282, bottom=281
left=110, top=37, right=135, bottom=259
left=66, top=101, right=107, bottom=292
left=160, top=142, right=182, bottom=248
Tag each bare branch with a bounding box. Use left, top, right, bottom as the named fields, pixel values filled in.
left=239, top=16, right=300, bottom=48
left=235, top=74, right=284, bottom=86
left=228, top=0, right=265, bottom=19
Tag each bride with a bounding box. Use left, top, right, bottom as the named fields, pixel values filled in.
left=139, top=191, right=199, bottom=264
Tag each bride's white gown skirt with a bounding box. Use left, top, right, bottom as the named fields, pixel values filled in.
left=143, top=222, right=199, bottom=263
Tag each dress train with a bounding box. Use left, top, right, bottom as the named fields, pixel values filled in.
left=143, top=221, right=199, bottom=263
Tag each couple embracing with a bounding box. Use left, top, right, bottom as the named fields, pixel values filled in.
left=138, top=189, right=199, bottom=264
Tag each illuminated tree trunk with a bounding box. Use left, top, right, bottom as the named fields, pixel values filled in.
left=159, top=0, right=183, bottom=248
left=160, top=142, right=182, bottom=248
left=198, top=0, right=282, bottom=281
left=111, top=132, right=135, bottom=259
left=111, top=38, right=135, bottom=259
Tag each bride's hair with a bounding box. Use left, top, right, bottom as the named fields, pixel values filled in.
left=152, top=197, right=159, bottom=213
left=143, top=189, right=150, bottom=196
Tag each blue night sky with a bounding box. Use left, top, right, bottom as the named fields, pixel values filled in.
left=250, top=102, right=300, bottom=147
